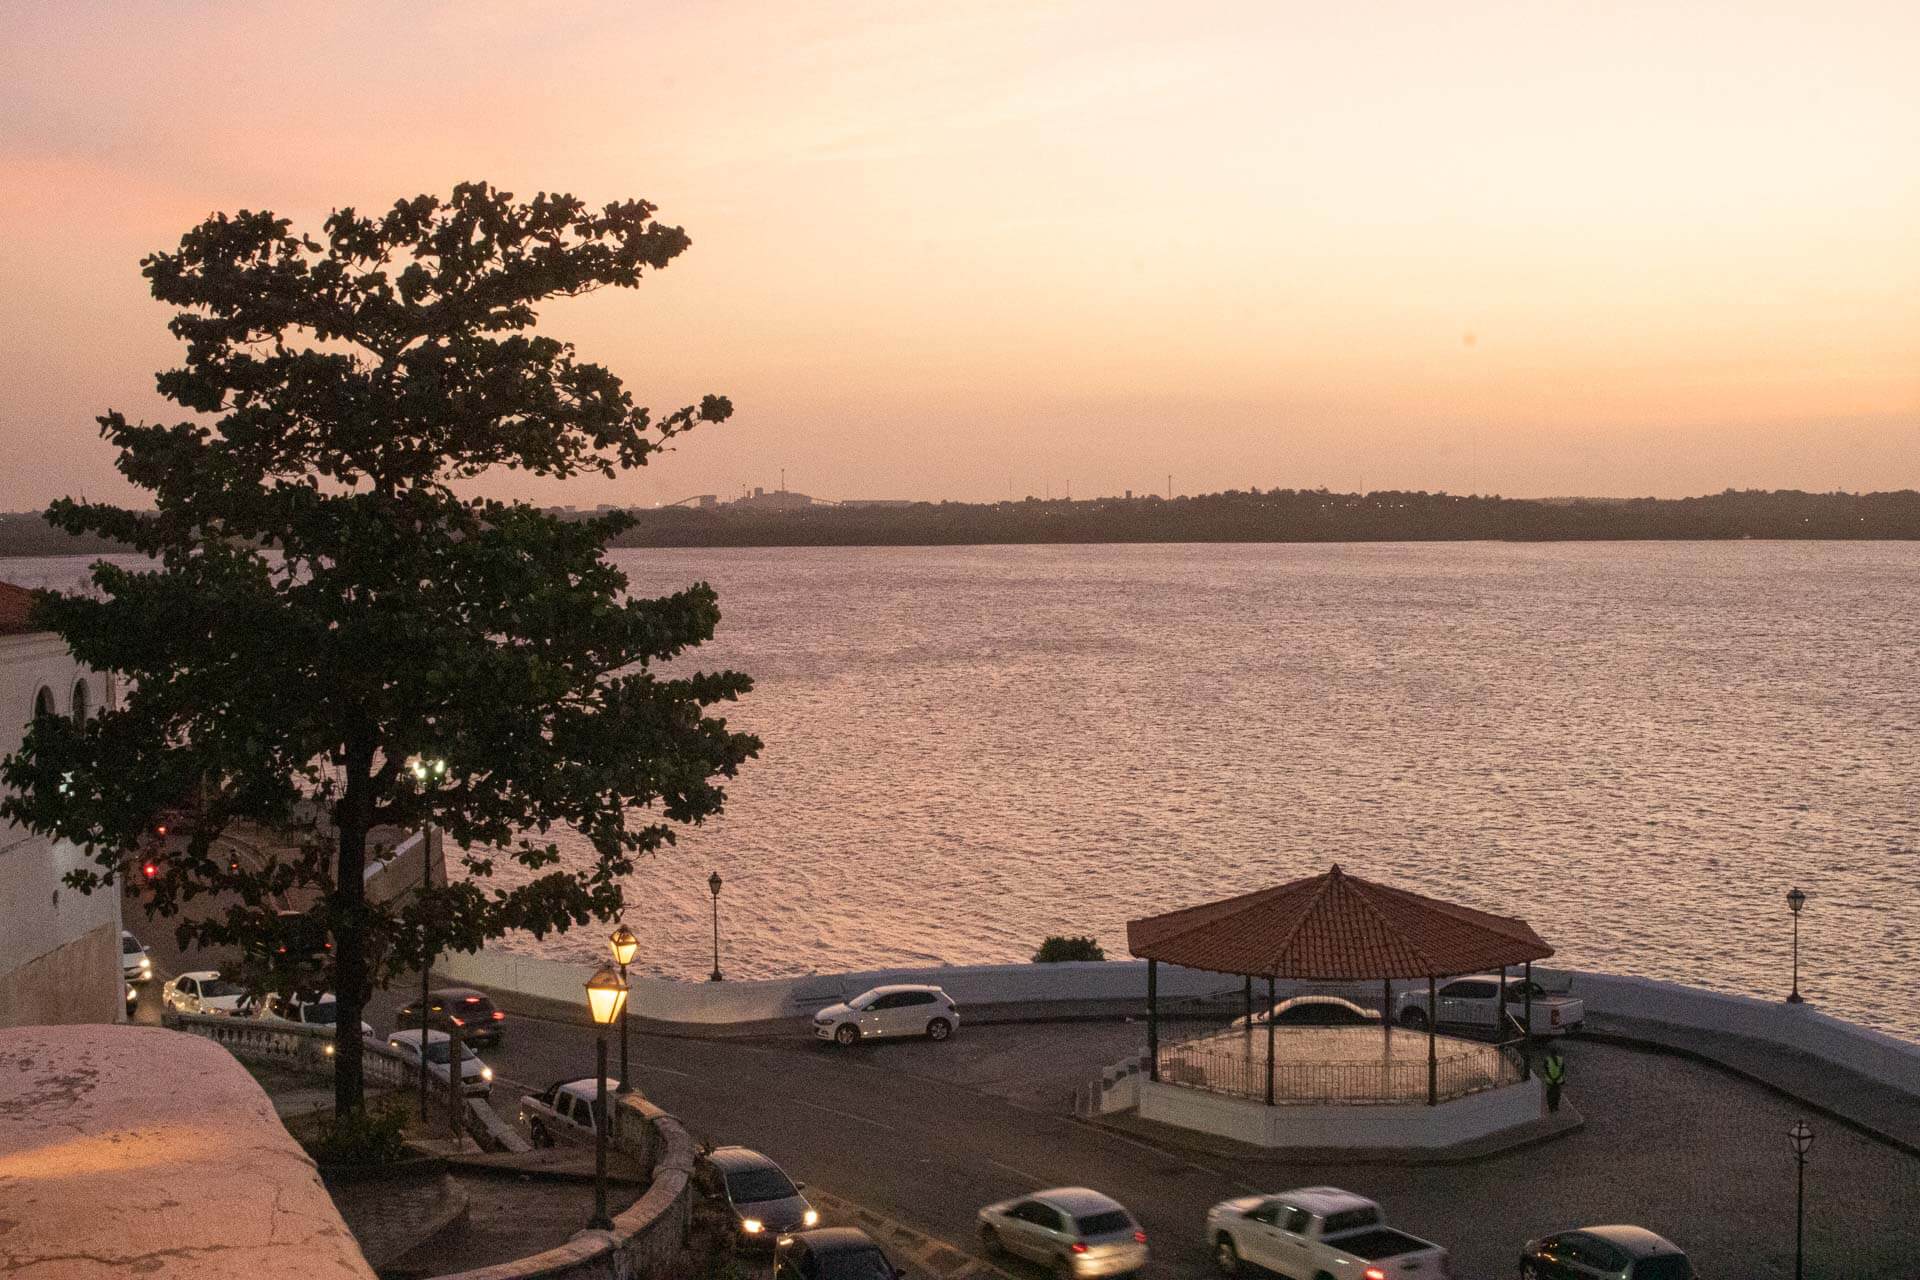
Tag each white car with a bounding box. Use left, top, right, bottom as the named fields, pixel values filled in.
left=519, top=1077, right=617, bottom=1148
left=978, top=1187, right=1147, bottom=1278
left=1397, top=973, right=1585, bottom=1036
left=813, top=984, right=960, bottom=1045
left=1204, top=1188, right=1450, bottom=1279
left=257, top=991, right=374, bottom=1039
left=387, top=1029, right=494, bottom=1097
left=120, top=931, right=152, bottom=983
left=162, top=970, right=250, bottom=1016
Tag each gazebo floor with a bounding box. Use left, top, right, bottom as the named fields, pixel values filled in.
left=1158, top=1025, right=1521, bottom=1105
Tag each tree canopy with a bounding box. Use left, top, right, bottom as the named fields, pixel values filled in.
left=0, top=182, right=759, bottom=1112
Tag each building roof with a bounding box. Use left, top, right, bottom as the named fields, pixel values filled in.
left=1126, top=864, right=1554, bottom=980
left=0, top=580, right=43, bottom=635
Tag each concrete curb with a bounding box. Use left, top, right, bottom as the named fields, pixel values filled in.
left=804, top=1186, right=1017, bottom=1280
left=1080, top=1101, right=1585, bottom=1168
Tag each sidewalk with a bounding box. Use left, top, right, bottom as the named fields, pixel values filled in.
left=1579, top=1011, right=1920, bottom=1156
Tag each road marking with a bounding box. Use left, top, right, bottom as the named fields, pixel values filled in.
left=633, top=1063, right=692, bottom=1078
left=986, top=1159, right=1044, bottom=1185
left=791, top=1098, right=899, bottom=1132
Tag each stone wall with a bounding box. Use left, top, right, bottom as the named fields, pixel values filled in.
left=0, top=916, right=121, bottom=1026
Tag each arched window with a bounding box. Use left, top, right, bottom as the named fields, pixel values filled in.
left=71, top=679, right=90, bottom=723
left=33, top=686, right=55, bottom=719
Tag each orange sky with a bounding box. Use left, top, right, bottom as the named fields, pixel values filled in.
left=2, top=1, right=1916, bottom=509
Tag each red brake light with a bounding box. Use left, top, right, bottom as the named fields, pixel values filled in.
left=450, top=1015, right=465, bottom=1026
left=155, top=824, right=167, bottom=837
left=1070, top=1244, right=1088, bottom=1254
left=491, top=1010, right=505, bottom=1020
left=1365, top=1271, right=1386, bottom=1280
left=142, top=860, right=158, bottom=879
left=1133, top=1232, right=1147, bottom=1244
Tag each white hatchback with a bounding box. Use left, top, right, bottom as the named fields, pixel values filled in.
left=814, top=984, right=960, bottom=1046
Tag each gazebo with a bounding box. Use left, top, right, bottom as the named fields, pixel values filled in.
left=1127, top=864, right=1554, bottom=1107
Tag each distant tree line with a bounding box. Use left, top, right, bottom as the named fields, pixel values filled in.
left=8, top=487, right=1919, bottom=558
left=603, top=487, right=1920, bottom=547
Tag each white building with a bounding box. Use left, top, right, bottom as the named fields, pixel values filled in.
left=0, top=580, right=124, bottom=1025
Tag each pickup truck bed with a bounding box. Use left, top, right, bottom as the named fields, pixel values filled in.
left=1335, top=1227, right=1444, bottom=1262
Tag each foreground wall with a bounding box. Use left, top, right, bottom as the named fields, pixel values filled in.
left=0, top=1023, right=376, bottom=1279
left=439, top=950, right=1920, bottom=1100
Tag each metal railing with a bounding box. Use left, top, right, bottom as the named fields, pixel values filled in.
left=1156, top=1032, right=1526, bottom=1106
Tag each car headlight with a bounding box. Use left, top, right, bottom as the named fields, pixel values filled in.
left=803, top=1209, right=819, bottom=1227
left=742, top=1219, right=765, bottom=1234
left=481, top=1066, right=494, bottom=1081
left=324, top=1044, right=335, bottom=1057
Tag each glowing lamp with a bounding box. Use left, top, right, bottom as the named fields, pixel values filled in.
left=609, top=923, right=640, bottom=969
left=585, top=965, right=628, bottom=1026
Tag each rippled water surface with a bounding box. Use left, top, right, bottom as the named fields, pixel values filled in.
left=11, top=543, right=1918, bottom=1039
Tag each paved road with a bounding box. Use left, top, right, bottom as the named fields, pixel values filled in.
left=125, top=914, right=1920, bottom=1279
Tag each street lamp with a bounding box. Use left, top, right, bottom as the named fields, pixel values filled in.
left=608, top=923, right=638, bottom=1113
left=708, top=870, right=724, bottom=982
left=1788, top=1119, right=1813, bottom=1280
left=1786, top=887, right=1808, bottom=1004
left=584, top=965, right=629, bottom=1232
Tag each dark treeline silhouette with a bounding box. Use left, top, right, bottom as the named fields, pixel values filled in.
left=6, top=488, right=1918, bottom=557
left=604, top=488, right=1920, bottom=547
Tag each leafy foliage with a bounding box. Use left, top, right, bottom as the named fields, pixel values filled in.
left=1032, top=935, right=1105, bottom=963
left=0, top=182, right=759, bottom=1111
left=303, top=1097, right=413, bottom=1167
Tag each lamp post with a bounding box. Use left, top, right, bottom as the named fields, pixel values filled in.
left=608, top=924, right=638, bottom=1137
left=584, top=965, right=629, bottom=1232
left=707, top=871, right=724, bottom=982
left=1788, top=1119, right=1813, bottom=1280
left=1786, top=887, right=1808, bottom=1003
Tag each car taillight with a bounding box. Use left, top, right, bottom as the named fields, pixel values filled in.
left=1133, top=1232, right=1147, bottom=1244
left=450, top=1015, right=465, bottom=1026
left=142, top=860, right=158, bottom=879
left=465, top=996, right=482, bottom=1003
left=491, top=1010, right=505, bottom=1020
left=1070, top=1244, right=1088, bottom=1254
left=1365, top=1270, right=1386, bottom=1280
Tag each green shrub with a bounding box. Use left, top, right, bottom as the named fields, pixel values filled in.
left=304, top=1098, right=412, bottom=1166
left=1032, top=935, right=1105, bottom=963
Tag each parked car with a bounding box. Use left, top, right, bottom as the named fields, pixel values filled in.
left=709, top=1146, right=817, bottom=1247
left=1397, top=974, right=1584, bottom=1035
left=813, top=985, right=959, bottom=1046
left=396, top=986, right=506, bottom=1046
left=776, top=1228, right=904, bottom=1280
left=256, top=991, right=374, bottom=1039
left=1520, top=1226, right=1695, bottom=1279
left=273, top=909, right=333, bottom=962
left=120, top=930, right=152, bottom=983
left=1205, top=1187, right=1449, bottom=1279
left=1233, top=996, right=1380, bottom=1028
left=978, top=1187, right=1147, bottom=1278
left=386, top=1028, right=494, bottom=1097
left=518, top=1077, right=618, bottom=1148
left=162, top=970, right=250, bottom=1016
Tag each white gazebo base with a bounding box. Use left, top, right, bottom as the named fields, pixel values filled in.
left=1139, top=1075, right=1545, bottom=1149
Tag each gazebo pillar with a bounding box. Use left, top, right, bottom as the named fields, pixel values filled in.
left=1147, top=959, right=1159, bottom=1082
left=1265, top=975, right=1276, bottom=1106
left=1426, top=975, right=1438, bottom=1106
left=1382, top=977, right=1393, bottom=1055
left=1523, top=960, right=1534, bottom=1080
left=1499, top=963, right=1509, bottom=1036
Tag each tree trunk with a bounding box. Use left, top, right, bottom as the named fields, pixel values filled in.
left=332, top=753, right=373, bottom=1117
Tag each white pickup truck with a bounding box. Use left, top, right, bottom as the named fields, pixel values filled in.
left=1396, top=973, right=1584, bottom=1036
left=518, top=1077, right=615, bottom=1148
left=1206, top=1188, right=1450, bottom=1279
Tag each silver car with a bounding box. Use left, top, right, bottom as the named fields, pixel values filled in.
left=978, top=1188, right=1147, bottom=1279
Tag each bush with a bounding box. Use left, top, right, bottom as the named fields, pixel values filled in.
left=1032, top=935, right=1105, bottom=963
left=304, top=1098, right=412, bottom=1167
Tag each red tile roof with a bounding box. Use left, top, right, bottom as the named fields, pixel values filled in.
left=0, top=581, right=44, bottom=636
left=1127, top=863, right=1554, bottom=980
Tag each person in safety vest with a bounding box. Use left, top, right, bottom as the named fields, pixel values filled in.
left=1542, top=1045, right=1567, bottom=1112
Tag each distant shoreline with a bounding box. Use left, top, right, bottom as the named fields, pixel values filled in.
left=4, top=488, right=1917, bottom=556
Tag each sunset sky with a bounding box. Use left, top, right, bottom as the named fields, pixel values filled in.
left=2, top=0, right=1915, bottom=510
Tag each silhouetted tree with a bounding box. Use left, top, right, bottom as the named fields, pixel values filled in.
left=1, top=183, right=759, bottom=1115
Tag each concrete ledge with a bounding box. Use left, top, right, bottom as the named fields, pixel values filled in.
left=1138, top=1074, right=1545, bottom=1149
